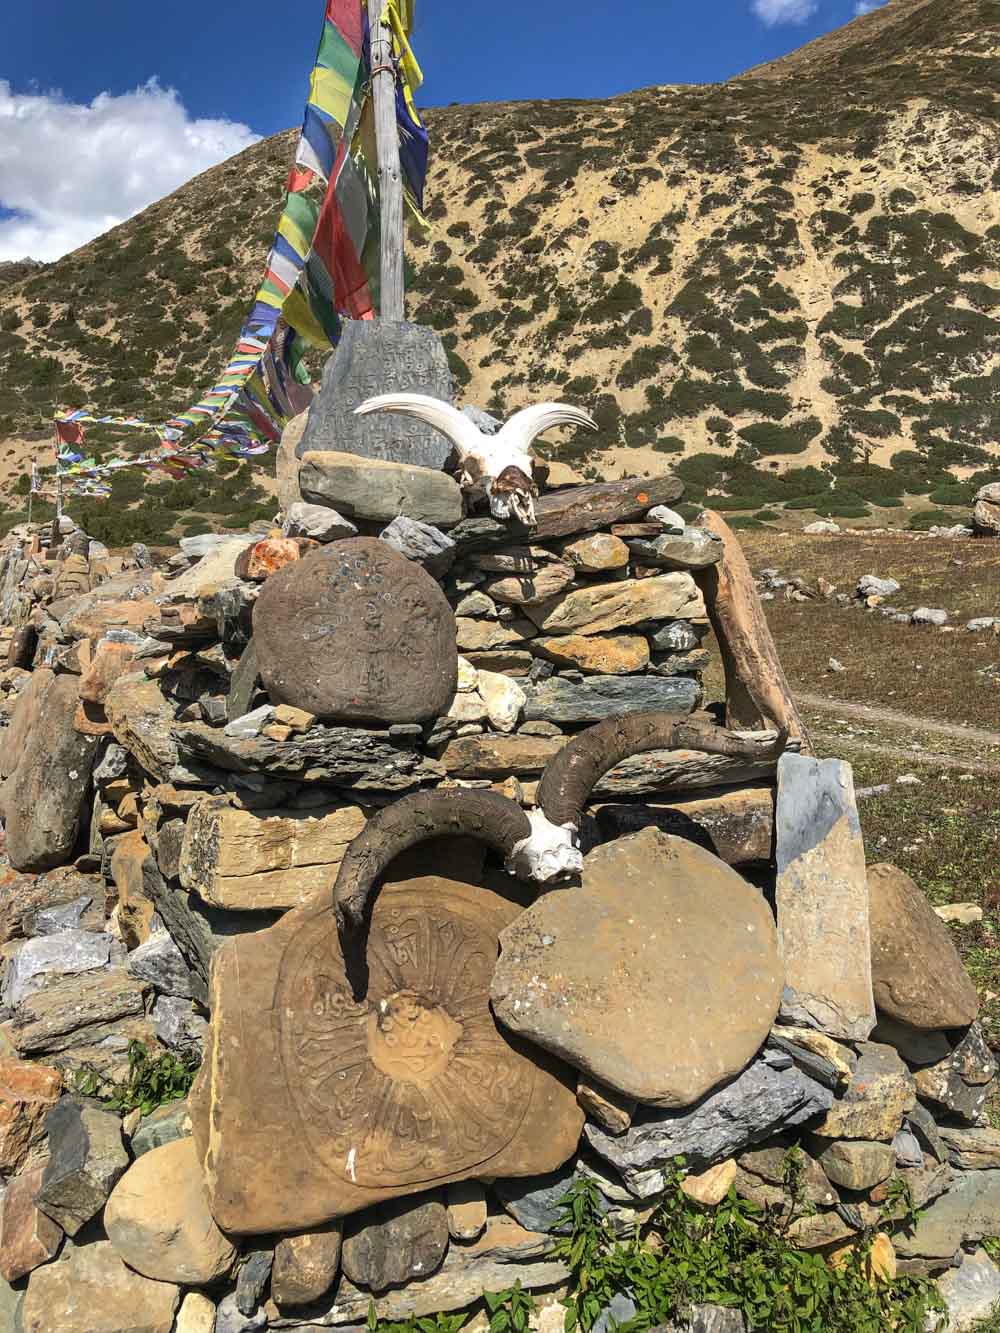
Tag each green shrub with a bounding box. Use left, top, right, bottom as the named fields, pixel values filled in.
left=908, top=507, right=962, bottom=530
left=928, top=482, right=975, bottom=505
left=737, top=418, right=822, bottom=454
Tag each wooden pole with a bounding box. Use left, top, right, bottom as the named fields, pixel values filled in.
left=367, top=0, right=405, bottom=321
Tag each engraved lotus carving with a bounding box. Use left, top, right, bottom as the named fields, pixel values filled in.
left=276, top=883, right=532, bottom=1189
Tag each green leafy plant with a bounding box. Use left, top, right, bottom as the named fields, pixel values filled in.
left=367, top=1305, right=468, bottom=1333
left=484, top=1282, right=537, bottom=1333
left=71, top=1040, right=199, bottom=1116
left=549, top=1163, right=945, bottom=1333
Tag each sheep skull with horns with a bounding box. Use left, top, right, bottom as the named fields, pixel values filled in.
left=354, top=395, right=598, bottom=523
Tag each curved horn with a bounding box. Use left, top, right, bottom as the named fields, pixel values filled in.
left=334, top=789, right=531, bottom=998
left=354, top=393, right=481, bottom=460
left=499, top=403, right=598, bottom=450
left=535, top=713, right=788, bottom=832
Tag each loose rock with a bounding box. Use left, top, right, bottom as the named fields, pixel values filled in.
left=0, top=1165, right=63, bottom=1281
left=272, top=1220, right=343, bottom=1307
left=342, top=1194, right=449, bottom=1292
left=36, top=1096, right=129, bottom=1235
left=299, top=451, right=463, bottom=528
left=21, top=1238, right=180, bottom=1333
left=532, top=633, right=649, bottom=675
left=811, top=1042, right=915, bottom=1141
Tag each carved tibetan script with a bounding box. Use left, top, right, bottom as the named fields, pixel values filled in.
left=253, top=538, right=457, bottom=723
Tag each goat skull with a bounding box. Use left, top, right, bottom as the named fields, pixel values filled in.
left=354, top=395, right=597, bottom=523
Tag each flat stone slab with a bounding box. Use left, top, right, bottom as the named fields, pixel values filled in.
left=297, top=319, right=454, bottom=468
left=524, top=573, right=704, bottom=635
left=253, top=538, right=457, bottom=724
left=191, top=877, right=583, bottom=1233
left=521, top=674, right=701, bottom=724
left=894, top=1169, right=1000, bottom=1259
left=492, top=829, right=783, bottom=1108
left=300, top=451, right=463, bottom=529
left=585, top=1054, right=832, bottom=1196
left=775, top=754, right=875, bottom=1042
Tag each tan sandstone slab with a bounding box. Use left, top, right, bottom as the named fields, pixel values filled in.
left=191, top=877, right=583, bottom=1233
left=491, top=828, right=784, bottom=1108
left=868, top=862, right=979, bottom=1030
left=532, top=633, right=649, bottom=676
left=21, top=1238, right=180, bottom=1333
left=179, top=796, right=367, bottom=912
left=524, top=573, right=704, bottom=635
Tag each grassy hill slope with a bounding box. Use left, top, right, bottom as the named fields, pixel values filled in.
left=0, top=0, right=996, bottom=539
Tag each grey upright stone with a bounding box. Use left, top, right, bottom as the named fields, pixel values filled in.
left=297, top=319, right=454, bottom=468
left=775, top=754, right=876, bottom=1042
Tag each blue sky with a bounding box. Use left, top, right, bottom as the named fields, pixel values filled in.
left=0, top=0, right=883, bottom=261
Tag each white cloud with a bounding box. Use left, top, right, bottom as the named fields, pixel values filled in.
left=0, top=79, right=260, bottom=263
left=751, top=0, right=819, bottom=25
left=854, top=0, right=885, bottom=12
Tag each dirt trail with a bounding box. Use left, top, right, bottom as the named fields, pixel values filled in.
left=796, top=692, right=1000, bottom=750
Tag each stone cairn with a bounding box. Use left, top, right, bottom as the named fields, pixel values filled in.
left=0, top=409, right=995, bottom=1333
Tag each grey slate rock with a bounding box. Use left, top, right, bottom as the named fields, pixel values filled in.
left=341, top=1194, right=449, bottom=1293
left=655, top=1309, right=746, bottom=1333
left=594, top=1292, right=637, bottom=1333
left=766, top=1034, right=843, bottom=1091
left=282, top=501, right=358, bottom=543
left=379, top=515, right=456, bottom=577
left=30, top=895, right=94, bottom=936
left=127, top=929, right=199, bottom=998
left=152, top=994, right=209, bottom=1051
left=914, top=1022, right=998, bottom=1125
left=3, top=930, right=122, bottom=1007
left=894, top=1169, right=1000, bottom=1260
left=856, top=575, right=900, bottom=598
left=237, top=1250, right=274, bottom=1316
left=911, top=607, right=948, bottom=626
left=226, top=639, right=260, bottom=723
left=933, top=1249, right=1000, bottom=1330
left=299, top=451, right=463, bottom=529
left=585, top=1058, right=833, bottom=1197
left=492, top=1162, right=583, bottom=1233
left=646, top=621, right=704, bottom=653
left=215, top=1291, right=268, bottom=1332
left=131, top=1100, right=191, bottom=1158
left=36, top=1097, right=129, bottom=1235
left=297, top=319, right=453, bottom=468
left=627, top=527, right=723, bottom=570
left=94, top=743, right=128, bottom=785
left=907, top=1104, right=947, bottom=1164
left=522, top=674, right=701, bottom=725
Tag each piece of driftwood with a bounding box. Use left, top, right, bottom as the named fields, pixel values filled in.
left=694, top=509, right=812, bottom=752
left=450, top=476, right=685, bottom=553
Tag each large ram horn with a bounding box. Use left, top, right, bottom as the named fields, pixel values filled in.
left=333, top=789, right=531, bottom=998
left=535, top=713, right=788, bottom=833
left=354, top=393, right=482, bottom=461
left=499, top=403, right=598, bottom=450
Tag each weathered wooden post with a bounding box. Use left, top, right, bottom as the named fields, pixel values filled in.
left=367, top=0, right=404, bottom=322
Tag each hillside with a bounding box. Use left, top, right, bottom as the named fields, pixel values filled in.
left=0, top=0, right=997, bottom=539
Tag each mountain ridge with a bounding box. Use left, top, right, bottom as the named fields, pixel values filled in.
left=0, top=0, right=996, bottom=538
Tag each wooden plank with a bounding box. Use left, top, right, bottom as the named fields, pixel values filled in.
left=367, top=0, right=405, bottom=320
left=450, top=476, right=685, bottom=554
left=693, top=509, right=812, bottom=752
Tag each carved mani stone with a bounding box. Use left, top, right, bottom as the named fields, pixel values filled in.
left=190, top=877, right=583, bottom=1233
left=252, top=538, right=457, bottom=724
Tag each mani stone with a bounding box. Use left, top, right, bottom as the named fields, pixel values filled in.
left=867, top=862, right=979, bottom=1030
left=525, top=573, right=704, bottom=635
left=253, top=538, right=457, bottom=724
left=342, top=1194, right=449, bottom=1292
left=492, top=829, right=783, bottom=1108
left=21, top=1238, right=180, bottom=1333
left=775, top=754, right=875, bottom=1042
left=299, top=451, right=463, bottom=529
left=296, top=318, right=454, bottom=468
left=584, top=1055, right=832, bottom=1196
left=521, top=674, right=701, bottom=725
left=190, top=877, right=583, bottom=1233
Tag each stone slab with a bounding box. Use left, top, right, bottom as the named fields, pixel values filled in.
left=524, top=574, right=704, bottom=636
left=591, top=785, right=775, bottom=866
left=191, top=877, right=583, bottom=1232
left=297, top=320, right=453, bottom=468
left=894, top=1169, right=1000, bottom=1259
left=300, top=452, right=463, bottom=529
left=521, top=674, right=701, bottom=725
left=253, top=539, right=457, bottom=724
left=775, top=754, right=875, bottom=1042
left=492, top=829, right=783, bottom=1107
left=21, top=1238, right=180, bottom=1333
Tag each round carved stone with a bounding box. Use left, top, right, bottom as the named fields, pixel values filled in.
left=253, top=537, right=457, bottom=723
left=276, top=881, right=533, bottom=1189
